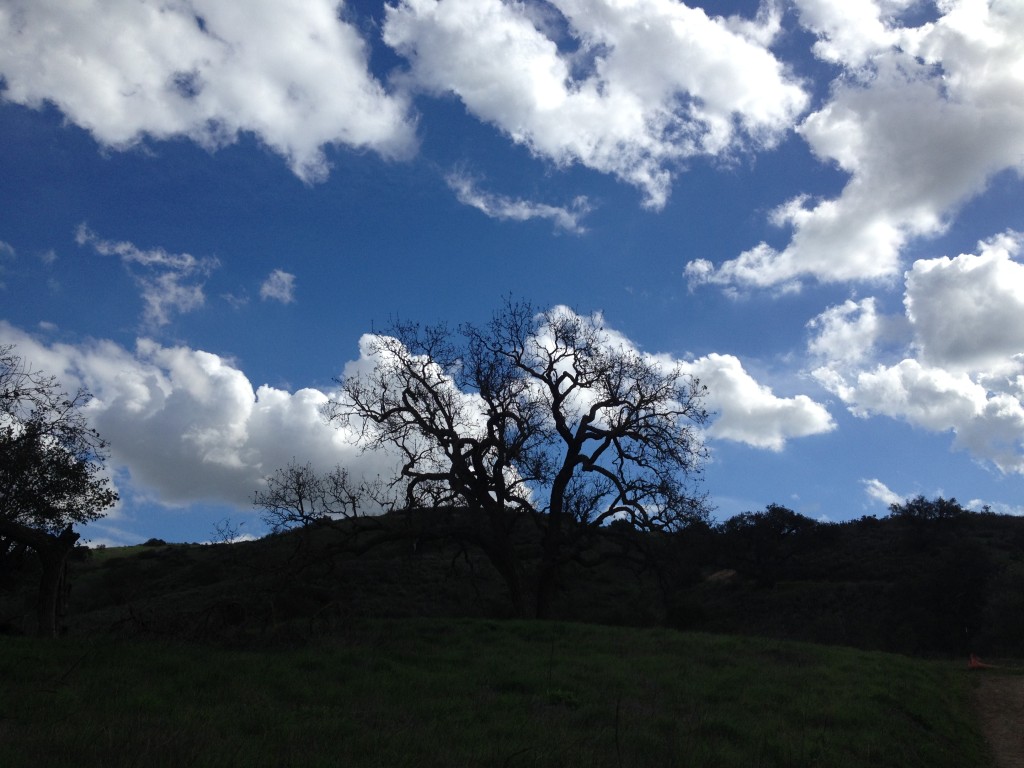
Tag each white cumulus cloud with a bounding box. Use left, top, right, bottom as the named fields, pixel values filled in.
left=835, top=360, right=1024, bottom=474
left=384, top=0, right=807, bottom=209
left=683, top=353, right=835, bottom=451
left=809, top=232, right=1024, bottom=474
left=905, top=231, right=1024, bottom=373
left=688, top=0, right=1024, bottom=289
left=0, top=0, right=416, bottom=182
left=0, top=321, right=397, bottom=509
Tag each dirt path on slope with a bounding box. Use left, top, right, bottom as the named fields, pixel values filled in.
left=974, top=673, right=1024, bottom=768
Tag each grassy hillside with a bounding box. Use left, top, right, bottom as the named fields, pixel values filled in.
left=0, top=618, right=991, bottom=768
left=3, top=509, right=1024, bottom=658
left=685, top=511, right=1024, bottom=657
left=2, top=513, right=1016, bottom=766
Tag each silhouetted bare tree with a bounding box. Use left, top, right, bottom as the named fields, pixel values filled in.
left=255, top=461, right=361, bottom=534
left=320, top=299, right=710, bottom=617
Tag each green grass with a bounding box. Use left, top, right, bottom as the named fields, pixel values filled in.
left=0, top=618, right=990, bottom=768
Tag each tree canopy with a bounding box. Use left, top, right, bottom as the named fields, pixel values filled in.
left=888, top=495, right=969, bottom=522
left=0, top=345, right=117, bottom=635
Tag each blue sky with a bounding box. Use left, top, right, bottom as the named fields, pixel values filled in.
left=2, top=0, right=1024, bottom=545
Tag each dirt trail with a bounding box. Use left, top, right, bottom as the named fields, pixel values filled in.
left=974, top=673, right=1024, bottom=768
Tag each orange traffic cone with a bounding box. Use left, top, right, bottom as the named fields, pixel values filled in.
left=969, top=654, right=995, bottom=669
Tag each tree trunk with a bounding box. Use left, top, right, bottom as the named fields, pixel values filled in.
left=534, top=574, right=553, bottom=620
left=533, top=518, right=566, bottom=620
left=534, top=548, right=564, bottom=620
left=35, top=529, right=78, bottom=638
left=486, top=545, right=527, bottom=618
left=0, top=518, right=79, bottom=637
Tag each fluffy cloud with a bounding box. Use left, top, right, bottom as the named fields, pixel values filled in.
left=688, top=0, right=1024, bottom=289
left=0, top=0, right=415, bottom=182
left=793, top=0, right=911, bottom=67
left=809, top=232, right=1024, bottom=473
left=446, top=172, right=591, bottom=233
left=76, top=225, right=218, bottom=327
left=831, top=360, right=1024, bottom=473
left=384, top=0, right=806, bottom=209
left=260, top=269, right=296, bottom=304
left=905, top=232, right=1024, bottom=373
left=805, top=297, right=882, bottom=367
left=682, top=353, right=834, bottom=450
left=0, top=321, right=395, bottom=509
